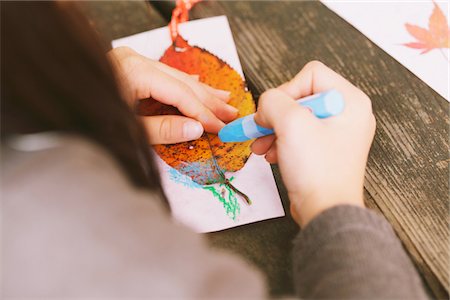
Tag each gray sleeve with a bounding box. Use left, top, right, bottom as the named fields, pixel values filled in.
left=293, top=205, right=428, bottom=299
left=2, top=137, right=266, bottom=298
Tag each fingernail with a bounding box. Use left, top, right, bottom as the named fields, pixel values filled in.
left=226, top=104, right=239, bottom=115
left=183, top=121, right=203, bottom=140
left=217, top=120, right=226, bottom=130
left=190, top=74, right=200, bottom=81
left=214, top=89, right=231, bottom=99
left=198, top=113, right=225, bottom=133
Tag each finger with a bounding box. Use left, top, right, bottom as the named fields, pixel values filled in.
left=151, top=61, right=234, bottom=115
left=278, top=61, right=372, bottom=115
left=278, top=61, right=365, bottom=107
left=174, top=78, right=236, bottom=121
left=190, top=74, right=200, bottom=81
left=141, top=115, right=204, bottom=144
left=201, top=83, right=231, bottom=102
left=196, top=90, right=238, bottom=122
left=254, top=88, right=316, bottom=140
left=251, top=135, right=275, bottom=155
left=278, top=61, right=374, bottom=124
left=151, top=61, right=232, bottom=104
left=265, top=145, right=278, bottom=164
left=182, top=83, right=236, bottom=122
left=145, top=67, right=225, bottom=133
left=183, top=81, right=237, bottom=121
left=290, top=203, right=301, bottom=225
left=149, top=59, right=195, bottom=83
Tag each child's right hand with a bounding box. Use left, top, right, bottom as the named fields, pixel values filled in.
left=252, top=61, right=376, bottom=227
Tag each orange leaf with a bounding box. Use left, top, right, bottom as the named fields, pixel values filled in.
left=429, top=2, right=450, bottom=48
left=404, top=2, right=450, bottom=52
left=403, top=42, right=427, bottom=49
left=405, top=24, right=433, bottom=44
left=137, top=36, right=255, bottom=187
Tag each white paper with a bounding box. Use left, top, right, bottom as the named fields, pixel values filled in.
left=113, top=16, right=285, bottom=233
left=322, top=1, right=449, bottom=101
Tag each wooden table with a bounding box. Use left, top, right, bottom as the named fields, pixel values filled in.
left=82, top=1, right=449, bottom=298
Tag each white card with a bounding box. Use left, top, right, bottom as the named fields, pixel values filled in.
left=113, top=16, right=285, bottom=233
left=323, top=1, right=449, bottom=101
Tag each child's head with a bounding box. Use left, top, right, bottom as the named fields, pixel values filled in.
left=1, top=2, right=167, bottom=205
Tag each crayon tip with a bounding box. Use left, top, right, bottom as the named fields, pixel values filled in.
left=218, top=118, right=248, bottom=142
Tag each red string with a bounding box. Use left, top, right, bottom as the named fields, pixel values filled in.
left=169, top=0, right=202, bottom=41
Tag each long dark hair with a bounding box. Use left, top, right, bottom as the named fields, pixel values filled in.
left=1, top=2, right=167, bottom=206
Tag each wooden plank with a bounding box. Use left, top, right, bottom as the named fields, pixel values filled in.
left=173, top=1, right=449, bottom=298
left=80, top=1, right=166, bottom=43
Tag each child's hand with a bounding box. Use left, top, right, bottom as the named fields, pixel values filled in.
left=109, top=47, right=238, bottom=144
left=252, top=61, right=376, bottom=227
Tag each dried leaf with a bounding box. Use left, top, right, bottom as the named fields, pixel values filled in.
left=137, top=36, right=255, bottom=188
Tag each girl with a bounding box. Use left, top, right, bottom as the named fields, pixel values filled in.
left=2, top=2, right=427, bottom=299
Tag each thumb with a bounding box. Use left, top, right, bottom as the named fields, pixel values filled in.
left=141, top=115, right=204, bottom=144
left=254, top=89, right=315, bottom=140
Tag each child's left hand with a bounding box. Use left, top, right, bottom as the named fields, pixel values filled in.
left=109, top=47, right=238, bottom=144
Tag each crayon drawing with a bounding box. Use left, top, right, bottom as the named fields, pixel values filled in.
left=136, top=34, right=256, bottom=218
left=113, top=16, right=285, bottom=232
left=167, top=166, right=240, bottom=220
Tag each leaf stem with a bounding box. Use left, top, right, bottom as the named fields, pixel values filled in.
left=224, top=177, right=252, bottom=205
left=438, top=48, right=450, bottom=63
left=204, top=133, right=252, bottom=205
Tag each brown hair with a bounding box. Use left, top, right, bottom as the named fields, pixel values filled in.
left=1, top=1, right=167, bottom=207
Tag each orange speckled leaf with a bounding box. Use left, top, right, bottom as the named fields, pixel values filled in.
left=137, top=35, right=255, bottom=186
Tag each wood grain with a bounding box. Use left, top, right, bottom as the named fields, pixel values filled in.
left=183, top=2, right=449, bottom=298
left=80, top=1, right=166, bottom=43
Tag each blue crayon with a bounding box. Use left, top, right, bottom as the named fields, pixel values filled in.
left=218, top=89, right=345, bottom=143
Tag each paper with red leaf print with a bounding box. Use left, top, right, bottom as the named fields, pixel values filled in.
left=323, top=1, right=449, bottom=101
left=404, top=2, right=449, bottom=54
left=112, top=16, right=284, bottom=233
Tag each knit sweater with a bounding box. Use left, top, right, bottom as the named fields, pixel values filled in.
left=1, top=134, right=427, bottom=299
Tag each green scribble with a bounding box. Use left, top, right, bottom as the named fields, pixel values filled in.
left=203, top=179, right=241, bottom=220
